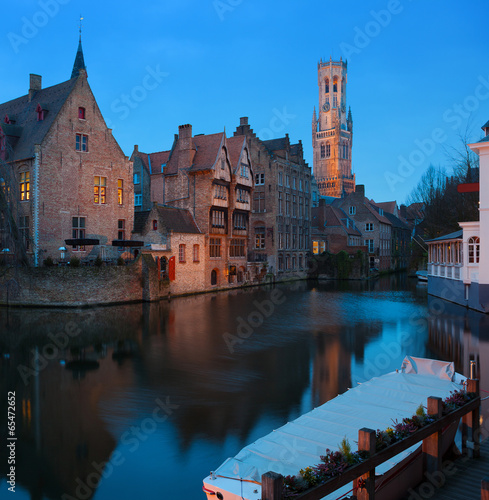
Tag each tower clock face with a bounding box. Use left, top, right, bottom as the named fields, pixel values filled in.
left=322, top=102, right=330, bottom=112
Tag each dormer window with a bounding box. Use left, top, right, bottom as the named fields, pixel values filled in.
left=153, top=220, right=158, bottom=231
left=36, top=104, right=45, bottom=121
left=78, top=107, right=86, bottom=120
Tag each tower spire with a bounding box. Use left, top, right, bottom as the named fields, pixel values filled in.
left=71, top=16, right=86, bottom=79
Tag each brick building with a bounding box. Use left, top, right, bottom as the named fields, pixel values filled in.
left=132, top=203, right=205, bottom=295
left=132, top=124, right=253, bottom=289
left=0, top=38, right=133, bottom=265
left=233, top=117, right=312, bottom=279
left=332, top=185, right=392, bottom=270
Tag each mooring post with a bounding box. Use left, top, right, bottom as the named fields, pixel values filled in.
left=423, top=396, right=443, bottom=474
left=262, top=471, right=283, bottom=500
left=462, top=378, right=480, bottom=458
left=356, top=428, right=376, bottom=500
left=481, top=477, right=489, bottom=500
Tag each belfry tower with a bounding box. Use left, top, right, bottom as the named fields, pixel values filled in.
left=312, top=57, right=355, bottom=198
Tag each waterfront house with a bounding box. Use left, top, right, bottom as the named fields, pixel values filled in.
left=0, top=38, right=134, bottom=266
left=427, top=120, right=489, bottom=312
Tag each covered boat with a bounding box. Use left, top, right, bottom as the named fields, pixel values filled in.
left=202, top=357, right=466, bottom=500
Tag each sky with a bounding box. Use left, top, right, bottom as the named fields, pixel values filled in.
left=2, top=0, right=489, bottom=205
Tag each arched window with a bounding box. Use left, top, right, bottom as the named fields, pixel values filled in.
left=320, top=144, right=325, bottom=158
left=333, top=76, right=338, bottom=93
left=326, top=143, right=331, bottom=158
left=324, top=78, right=329, bottom=93
left=211, top=269, right=218, bottom=286
left=468, top=236, right=480, bottom=263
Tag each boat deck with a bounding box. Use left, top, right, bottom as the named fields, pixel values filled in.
left=408, top=438, right=489, bottom=500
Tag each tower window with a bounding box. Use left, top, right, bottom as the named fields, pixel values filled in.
left=320, top=144, right=325, bottom=159
left=333, top=76, right=338, bottom=93
left=326, top=143, right=331, bottom=158
left=324, top=78, right=329, bottom=93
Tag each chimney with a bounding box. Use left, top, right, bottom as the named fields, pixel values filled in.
left=177, top=124, right=195, bottom=168
left=29, top=74, right=42, bottom=101
left=400, top=204, right=407, bottom=219
left=134, top=145, right=139, bottom=153
left=240, top=117, right=248, bottom=126
left=355, top=184, right=365, bottom=197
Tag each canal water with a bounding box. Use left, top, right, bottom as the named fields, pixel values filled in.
left=1, top=275, right=488, bottom=500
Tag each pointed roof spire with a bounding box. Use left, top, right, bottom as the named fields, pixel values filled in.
left=71, top=16, right=86, bottom=79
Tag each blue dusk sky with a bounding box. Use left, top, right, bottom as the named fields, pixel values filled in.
left=2, top=0, right=489, bottom=204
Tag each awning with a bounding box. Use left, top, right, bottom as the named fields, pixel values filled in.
left=65, top=239, right=100, bottom=246
left=111, top=240, right=144, bottom=247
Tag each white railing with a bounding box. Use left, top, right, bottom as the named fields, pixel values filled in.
left=428, top=263, right=463, bottom=281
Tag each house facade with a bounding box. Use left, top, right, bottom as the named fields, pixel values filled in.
left=133, top=124, right=253, bottom=289
left=0, top=40, right=133, bottom=266
left=233, top=117, right=312, bottom=279
left=427, top=120, right=489, bottom=312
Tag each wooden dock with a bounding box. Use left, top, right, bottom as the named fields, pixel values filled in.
left=408, top=438, right=489, bottom=500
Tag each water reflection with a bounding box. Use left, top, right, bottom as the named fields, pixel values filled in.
left=0, top=277, right=486, bottom=500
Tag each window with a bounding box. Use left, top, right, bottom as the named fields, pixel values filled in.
left=211, top=210, right=225, bottom=228
left=365, top=223, right=374, bottom=232
left=94, top=176, right=107, bottom=204
left=305, top=181, right=309, bottom=193
left=278, top=172, right=283, bottom=186
left=134, top=193, right=142, bottom=206
left=468, top=236, right=480, bottom=264
left=134, top=172, right=140, bottom=184
left=278, top=192, right=283, bottom=214
left=230, top=239, right=246, bottom=257
left=20, top=172, right=30, bottom=201
left=118, top=219, right=125, bottom=240
left=233, top=212, right=247, bottom=230
left=299, top=254, right=303, bottom=269
left=292, top=177, right=296, bottom=189
left=240, top=163, right=249, bottom=178
left=255, top=173, right=265, bottom=185
left=253, top=192, right=265, bottom=212
left=221, top=158, right=225, bottom=170
left=210, top=238, right=221, bottom=258
left=75, top=134, right=88, bottom=152
left=333, top=95, right=338, bottom=108
left=278, top=254, right=284, bottom=271
left=78, top=107, right=86, bottom=119
left=333, top=77, right=338, bottom=93
left=292, top=225, right=297, bottom=248
left=324, top=78, right=329, bottom=93
left=193, top=244, right=199, bottom=262
left=299, top=179, right=303, bottom=191
left=365, top=239, right=374, bottom=253
left=349, top=206, right=356, bottom=215
left=313, top=241, right=319, bottom=254
left=321, top=144, right=325, bottom=158
left=72, top=216, right=86, bottom=251
left=179, top=244, right=186, bottom=262
left=286, top=175, right=290, bottom=187
left=299, top=197, right=303, bottom=218
left=118, top=179, right=123, bottom=205
left=211, top=269, right=218, bottom=285
left=0, top=178, right=9, bottom=201
left=292, top=195, right=297, bottom=217
left=326, top=143, right=331, bottom=158
left=36, top=103, right=44, bottom=121
left=255, top=227, right=265, bottom=249
left=285, top=225, right=290, bottom=249
left=151, top=220, right=157, bottom=231
left=286, top=193, right=290, bottom=215
left=214, top=184, right=227, bottom=200
left=236, top=188, right=248, bottom=203
left=19, top=216, right=29, bottom=250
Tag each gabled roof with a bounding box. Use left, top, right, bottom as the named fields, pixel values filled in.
left=133, top=205, right=201, bottom=235
left=262, top=137, right=288, bottom=153
left=227, top=135, right=246, bottom=170
left=190, top=132, right=224, bottom=172
left=373, top=201, right=397, bottom=215
left=0, top=78, right=78, bottom=161
left=326, top=206, right=361, bottom=236
left=148, top=150, right=171, bottom=174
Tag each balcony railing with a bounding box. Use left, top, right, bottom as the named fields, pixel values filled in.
left=428, top=263, right=464, bottom=281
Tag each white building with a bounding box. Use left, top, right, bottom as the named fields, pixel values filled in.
left=427, top=120, right=489, bottom=312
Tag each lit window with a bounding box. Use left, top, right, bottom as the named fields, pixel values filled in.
left=193, top=244, right=199, bottom=262
left=72, top=217, right=86, bottom=251
left=78, top=107, right=86, bottom=119
left=324, top=78, right=329, bottom=93
left=118, top=179, right=123, bottom=205
left=76, top=134, right=88, bottom=152
left=179, top=244, right=186, bottom=262
left=94, top=176, right=106, bottom=204
left=20, top=172, right=30, bottom=201
left=255, top=227, right=265, bottom=249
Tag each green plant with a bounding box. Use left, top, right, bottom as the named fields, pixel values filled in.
left=70, top=257, right=80, bottom=267
left=43, top=256, right=55, bottom=267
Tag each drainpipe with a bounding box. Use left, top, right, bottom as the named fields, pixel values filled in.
left=33, top=145, right=40, bottom=267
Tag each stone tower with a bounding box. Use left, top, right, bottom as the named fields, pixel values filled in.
left=312, top=57, right=355, bottom=198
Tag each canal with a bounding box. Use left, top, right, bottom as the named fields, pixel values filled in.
left=1, top=275, right=488, bottom=499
